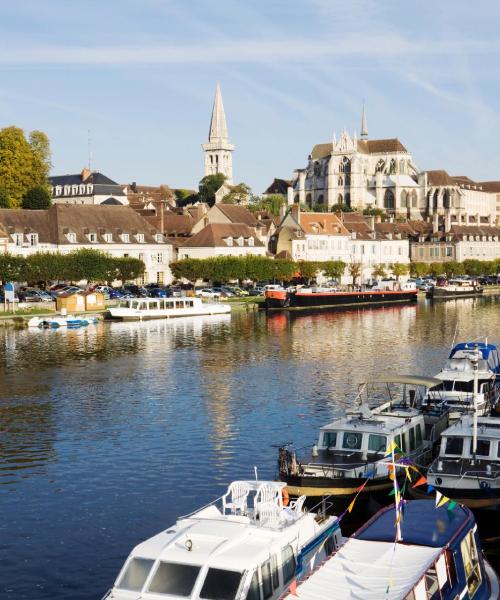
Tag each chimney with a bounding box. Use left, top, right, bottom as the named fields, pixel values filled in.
left=131, top=181, right=138, bottom=193
left=81, top=167, right=91, bottom=181
left=160, top=201, right=164, bottom=233
left=279, top=203, right=287, bottom=219
left=368, top=216, right=375, bottom=230
left=291, top=204, right=300, bottom=220
left=351, top=231, right=357, bottom=240
left=432, top=213, right=439, bottom=233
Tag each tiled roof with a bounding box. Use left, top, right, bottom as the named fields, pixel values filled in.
left=182, top=223, right=264, bottom=248
left=216, top=204, right=260, bottom=227
left=477, top=181, right=500, bottom=193
left=358, top=139, right=408, bottom=154
left=310, top=143, right=333, bottom=159
left=263, top=178, right=291, bottom=194
left=298, top=212, right=350, bottom=236
left=161, top=213, right=194, bottom=236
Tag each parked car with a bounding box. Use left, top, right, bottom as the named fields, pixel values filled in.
left=49, top=285, right=83, bottom=298
left=196, top=288, right=221, bottom=299
left=227, top=286, right=249, bottom=297
left=211, top=287, right=234, bottom=297
left=18, top=288, right=54, bottom=303
left=248, top=287, right=264, bottom=296
left=124, top=285, right=148, bottom=297
left=148, top=287, right=169, bottom=298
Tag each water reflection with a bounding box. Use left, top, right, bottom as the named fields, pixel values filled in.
left=0, top=298, right=498, bottom=599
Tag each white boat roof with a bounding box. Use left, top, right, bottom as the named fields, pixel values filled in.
left=369, top=375, right=442, bottom=388
left=442, top=416, right=500, bottom=440
left=321, top=413, right=420, bottom=435
left=282, top=538, right=441, bottom=600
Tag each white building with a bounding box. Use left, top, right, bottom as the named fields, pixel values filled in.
left=178, top=223, right=266, bottom=260
left=0, top=204, right=173, bottom=284
left=202, top=85, right=234, bottom=185
left=49, top=168, right=128, bottom=205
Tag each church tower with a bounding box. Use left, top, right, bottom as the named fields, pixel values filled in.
left=202, top=84, right=235, bottom=184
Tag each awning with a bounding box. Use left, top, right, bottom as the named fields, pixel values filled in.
left=367, top=375, right=442, bottom=388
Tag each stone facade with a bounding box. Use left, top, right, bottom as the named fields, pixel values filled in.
left=202, top=85, right=234, bottom=184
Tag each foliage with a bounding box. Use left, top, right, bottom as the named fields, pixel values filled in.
left=330, top=203, right=354, bottom=213
left=0, top=254, right=26, bottom=282
left=0, top=186, right=10, bottom=208
left=114, top=257, right=145, bottom=282
left=175, top=188, right=198, bottom=207
left=372, top=263, right=387, bottom=279
left=0, top=126, right=52, bottom=207
left=443, top=261, right=465, bottom=278
left=222, top=182, right=251, bottom=205
left=348, top=261, right=362, bottom=284
left=391, top=263, right=409, bottom=280
left=429, top=262, right=445, bottom=277
left=22, top=185, right=52, bottom=209
left=362, top=207, right=386, bottom=217
left=248, top=194, right=286, bottom=217
left=310, top=203, right=328, bottom=212
left=198, top=173, right=227, bottom=206
left=409, top=262, right=429, bottom=277
left=321, top=260, right=346, bottom=281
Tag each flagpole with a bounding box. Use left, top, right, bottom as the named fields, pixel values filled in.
left=390, top=438, right=402, bottom=542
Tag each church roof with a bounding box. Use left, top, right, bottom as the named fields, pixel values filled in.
left=358, top=138, right=408, bottom=154
left=208, top=84, right=229, bottom=142
left=310, top=143, right=333, bottom=160
left=182, top=223, right=264, bottom=248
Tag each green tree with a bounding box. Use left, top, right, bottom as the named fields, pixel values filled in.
left=348, top=261, right=362, bottom=285
left=410, top=262, right=429, bottom=278
left=372, top=263, right=387, bottom=279
left=429, top=262, right=445, bottom=277
left=0, top=254, right=26, bottom=283
left=22, top=185, right=52, bottom=209
left=222, top=182, right=251, bottom=204
left=363, top=207, right=386, bottom=218
left=311, top=203, right=328, bottom=212
left=297, top=260, right=320, bottom=283
left=322, top=260, right=346, bottom=281
left=330, top=203, right=354, bottom=213
left=391, top=263, right=409, bottom=281
left=114, top=257, right=145, bottom=282
left=462, top=259, right=483, bottom=277
left=0, top=186, right=10, bottom=208
left=443, top=261, right=465, bottom=278
left=248, top=194, right=286, bottom=217
left=29, top=130, right=52, bottom=181
left=198, top=173, right=227, bottom=206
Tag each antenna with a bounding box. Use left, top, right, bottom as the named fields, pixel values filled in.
left=87, top=129, right=93, bottom=171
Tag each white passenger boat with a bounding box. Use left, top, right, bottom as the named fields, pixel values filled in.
left=102, top=480, right=342, bottom=600
left=107, top=296, right=231, bottom=321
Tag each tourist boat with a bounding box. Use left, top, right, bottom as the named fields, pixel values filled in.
left=27, top=315, right=98, bottom=328
left=265, top=280, right=417, bottom=310
left=107, top=296, right=231, bottom=320
left=278, top=376, right=449, bottom=505
left=424, top=342, right=500, bottom=421
left=280, top=500, right=499, bottom=600
left=101, top=480, right=343, bottom=600
left=427, top=278, right=483, bottom=299
left=426, top=415, right=500, bottom=509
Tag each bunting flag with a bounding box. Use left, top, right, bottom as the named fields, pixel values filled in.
left=388, top=488, right=396, bottom=496
left=436, top=491, right=451, bottom=508
left=427, top=485, right=435, bottom=493
left=347, top=497, right=356, bottom=513
left=447, top=500, right=457, bottom=511
left=385, top=440, right=398, bottom=457
left=412, top=475, right=428, bottom=488
left=288, top=580, right=299, bottom=597
left=355, top=480, right=368, bottom=493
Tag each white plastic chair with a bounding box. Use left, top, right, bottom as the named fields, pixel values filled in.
left=258, top=503, right=281, bottom=527
left=222, top=481, right=250, bottom=515
left=290, top=495, right=306, bottom=515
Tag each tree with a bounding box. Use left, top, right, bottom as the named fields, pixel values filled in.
left=348, top=262, right=362, bottom=285
left=114, top=257, right=145, bottom=282
left=322, top=260, right=346, bottom=281
left=198, top=173, right=227, bottom=206
left=372, top=263, right=387, bottom=279
left=0, top=254, right=26, bottom=283
left=311, top=203, right=328, bottom=212
left=0, top=126, right=51, bottom=207
left=297, top=261, right=320, bottom=283
left=410, top=262, right=429, bottom=278
left=429, top=262, right=445, bottom=277
left=248, top=194, right=286, bottom=216
left=222, top=182, right=251, bottom=205
left=330, top=203, right=354, bottom=213
left=0, top=186, right=10, bottom=208
left=22, top=186, right=52, bottom=209
left=462, top=259, right=483, bottom=277
left=391, top=263, right=409, bottom=281
left=363, top=207, right=386, bottom=218
left=443, top=261, right=465, bottom=278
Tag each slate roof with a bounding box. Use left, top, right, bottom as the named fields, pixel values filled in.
left=0, top=205, right=164, bottom=245
left=263, top=178, right=291, bottom=194
left=50, top=172, right=119, bottom=186
left=182, top=224, right=264, bottom=248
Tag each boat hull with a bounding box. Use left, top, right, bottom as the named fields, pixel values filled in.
left=282, top=474, right=393, bottom=500
left=265, top=289, right=418, bottom=310
left=427, top=287, right=483, bottom=299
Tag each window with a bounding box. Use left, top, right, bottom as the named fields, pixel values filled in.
left=271, top=555, right=279, bottom=590
left=116, top=557, right=154, bottom=592
left=122, top=234, right=130, bottom=243
left=157, top=271, right=164, bottom=284
left=148, top=562, right=200, bottom=597
left=444, top=437, right=463, bottom=456
left=88, top=233, right=97, bottom=242
left=415, top=424, right=422, bottom=446
left=245, top=571, right=260, bottom=600
left=281, top=545, right=296, bottom=584
left=55, top=185, right=62, bottom=196
left=323, top=431, right=337, bottom=448
left=104, top=233, right=113, bottom=243
left=136, top=233, right=145, bottom=243
left=262, top=561, right=273, bottom=599
left=13, top=233, right=23, bottom=246
left=86, top=184, right=93, bottom=194
left=29, top=233, right=38, bottom=246
left=461, top=531, right=482, bottom=597
left=446, top=246, right=452, bottom=257
left=67, top=232, right=76, bottom=243
left=475, top=439, right=490, bottom=457
left=248, top=237, right=254, bottom=247
left=419, top=248, right=424, bottom=257
left=424, top=567, right=440, bottom=600
left=342, top=431, right=362, bottom=450
left=237, top=236, right=244, bottom=247
left=200, top=569, right=242, bottom=600
left=157, top=253, right=163, bottom=264
left=409, top=428, right=416, bottom=451
left=368, top=434, right=387, bottom=454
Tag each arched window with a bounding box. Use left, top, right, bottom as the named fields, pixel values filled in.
left=338, top=176, right=343, bottom=186
left=337, top=193, right=344, bottom=204
left=294, top=194, right=299, bottom=203
left=433, top=189, right=439, bottom=210
left=317, top=195, right=324, bottom=204
left=443, top=189, right=451, bottom=209
left=342, top=156, right=351, bottom=173
left=345, top=174, right=351, bottom=186
left=411, top=190, right=418, bottom=208
left=384, top=189, right=395, bottom=210
left=345, top=193, right=351, bottom=207
left=389, top=159, right=396, bottom=174
left=400, top=190, right=408, bottom=208
left=375, top=159, right=385, bottom=173
left=399, top=159, right=406, bottom=174
left=306, top=193, right=313, bottom=206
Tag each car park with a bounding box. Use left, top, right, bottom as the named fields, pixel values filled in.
left=196, top=288, right=221, bottom=298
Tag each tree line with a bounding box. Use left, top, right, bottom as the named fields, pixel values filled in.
left=0, top=249, right=145, bottom=286
left=410, top=260, right=500, bottom=278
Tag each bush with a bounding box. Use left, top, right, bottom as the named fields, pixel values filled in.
left=22, top=186, right=52, bottom=210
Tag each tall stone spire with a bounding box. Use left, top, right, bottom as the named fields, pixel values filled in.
left=202, top=84, right=235, bottom=184
left=360, top=102, right=368, bottom=139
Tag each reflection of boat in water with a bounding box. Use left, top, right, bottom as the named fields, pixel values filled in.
left=102, top=480, right=343, bottom=600
left=281, top=500, right=500, bottom=600
left=107, top=312, right=231, bottom=334
left=107, top=297, right=231, bottom=321
left=278, top=377, right=449, bottom=507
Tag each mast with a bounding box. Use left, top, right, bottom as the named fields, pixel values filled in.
left=471, top=349, right=480, bottom=463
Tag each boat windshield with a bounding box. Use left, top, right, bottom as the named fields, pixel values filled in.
left=321, top=431, right=387, bottom=454
left=148, top=562, right=201, bottom=597
left=116, top=557, right=154, bottom=592
left=199, top=568, right=243, bottom=600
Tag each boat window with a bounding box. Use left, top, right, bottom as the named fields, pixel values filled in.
left=454, top=381, right=473, bottom=393
left=261, top=561, right=273, bottom=599
left=415, top=424, right=422, bottom=446
left=400, top=433, right=407, bottom=453
left=200, top=569, right=242, bottom=600
left=116, top=557, right=154, bottom=592
left=245, top=571, right=260, bottom=600
left=148, top=562, right=201, bottom=596
left=460, top=530, right=482, bottom=597
left=424, top=566, right=439, bottom=599
left=395, top=435, right=402, bottom=452
left=474, top=439, right=490, bottom=457
left=342, top=432, right=362, bottom=451
left=444, top=437, right=463, bottom=456
left=271, top=554, right=279, bottom=590
left=281, top=545, right=296, bottom=584
left=367, top=434, right=386, bottom=454
left=409, top=428, right=416, bottom=451
left=323, top=431, right=337, bottom=448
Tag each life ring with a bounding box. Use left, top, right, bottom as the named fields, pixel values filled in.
left=282, top=487, right=290, bottom=507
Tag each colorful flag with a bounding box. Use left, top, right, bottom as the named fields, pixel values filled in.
left=347, top=498, right=356, bottom=513
left=289, top=580, right=299, bottom=597
left=447, top=500, right=457, bottom=511
left=412, top=475, right=428, bottom=488
left=436, top=491, right=450, bottom=508
left=385, top=440, right=397, bottom=456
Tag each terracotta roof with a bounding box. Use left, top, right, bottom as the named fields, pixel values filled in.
left=0, top=205, right=164, bottom=245
left=263, top=178, right=291, bottom=195
left=298, top=212, right=350, bottom=236
left=215, top=204, right=260, bottom=227
left=358, top=139, right=408, bottom=154
left=450, top=225, right=500, bottom=237
left=161, top=212, right=194, bottom=236
left=182, top=223, right=265, bottom=248
left=477, top=181, right=500, bottom=193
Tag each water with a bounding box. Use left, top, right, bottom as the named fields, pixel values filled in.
left=1, top=296, right=499, bottom=599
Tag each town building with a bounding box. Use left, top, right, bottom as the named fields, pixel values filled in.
left=0, top=204, right=173, bottom=284
left=49, top=168, right=128, bottom=205
left=177, top=223, right=266, bottom=260
left=202, top=85, right=234, bottom=185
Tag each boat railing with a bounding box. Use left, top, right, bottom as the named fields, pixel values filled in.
left=177, top=494, right=226, bottom=520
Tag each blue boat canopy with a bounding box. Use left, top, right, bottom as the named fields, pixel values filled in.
left=449, top=342, right=499, bottom=361
left=356, top=500, right=472, bottom=548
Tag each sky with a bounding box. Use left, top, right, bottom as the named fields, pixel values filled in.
left=0, top=0, right=499, bottom=194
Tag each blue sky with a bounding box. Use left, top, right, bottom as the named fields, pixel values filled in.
left=1, top=0, right=499, bottom=193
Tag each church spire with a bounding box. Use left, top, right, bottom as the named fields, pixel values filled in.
left=360, top=102, right=368, bottom=138
left=208, top=84, right=229, bottom=142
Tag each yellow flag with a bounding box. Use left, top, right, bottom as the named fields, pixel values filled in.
left=385, top=441, right=397, bottom=457
left=347, top=498, right=356, bottom=513
left=436, top=492, right=450, bottom=508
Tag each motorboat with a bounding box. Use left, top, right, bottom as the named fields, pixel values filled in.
left=280, top=500, right=499, bottom=600
left=107, top=296, right=231, bottom=321
left=427, top=416, right=500, bottom=509
left=278, top=376, right=449, bottom=505
left=425, top=342, right=500, bottom=421
left=102, top=480, right=342, bottom=600
left=427, top=278, right=483, bottom=299
left=27, top=315, right=98, bottom=329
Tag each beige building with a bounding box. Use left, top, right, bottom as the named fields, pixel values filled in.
left=178, top=223, right=267, bottom=260
left=202, top=85, right=234, bottom=184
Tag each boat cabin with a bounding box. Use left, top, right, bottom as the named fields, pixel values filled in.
left=104, top=481, right=341, bottom=600
left=118, top=297, right=201, bottom=311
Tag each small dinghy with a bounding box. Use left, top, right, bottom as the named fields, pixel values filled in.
left=27, top=315, right=97, bottom=329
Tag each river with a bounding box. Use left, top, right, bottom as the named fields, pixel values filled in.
left=1, top=296, right=499, bottom=599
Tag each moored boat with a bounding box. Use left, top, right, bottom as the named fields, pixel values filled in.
left=280, top=500, right=499, bottom=600
left=265, top=281, right=417, bottom=310
left=107, top=296, right=231, bottom=320
left=102, top=480, right=343, bottom=600
left=27, top=315, right=97, bottom=328
left=427, top=278, right=483, bottom=299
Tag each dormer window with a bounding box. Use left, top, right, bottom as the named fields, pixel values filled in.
left=103, top=233, right=113, bottom=243
left=64, top=185, right=70, bottom=195
left=79, top=184, right=86, bottom=194
left=67, top=232, right=77, bottom=243
left=86, top=184, right=93, bottom=194
left=226, top=236, right=233, bottom=246
left=136, top=233, right=145, bottom=243
left=237, top=236, right=244, bottom=247
left=248, top=236, right=254, bottom=247
left=13, top=233, right=23, bottom=246
left=29, top=233, right=38, bottom=247
left=155, top=233, right=164, bottom=243
left=88, top=233, right=98, bottom=243
left=71, top=185, right=79, bottom=195
left=121, top=233, right=130, bottom=243
left=55, top=186, right=62, bottom=197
